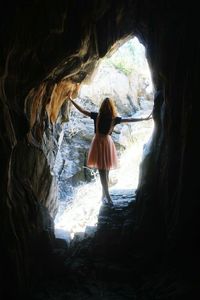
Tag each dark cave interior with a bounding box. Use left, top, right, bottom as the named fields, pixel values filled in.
left=0, top=1, right=198, bottom=299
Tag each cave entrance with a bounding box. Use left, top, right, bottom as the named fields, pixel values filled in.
left=54, top=37, right=154, bottom=241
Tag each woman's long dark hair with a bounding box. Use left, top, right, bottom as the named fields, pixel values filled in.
left=97, top=98, right=118, bottom=134
left=99, top=97, right=117, bottom=118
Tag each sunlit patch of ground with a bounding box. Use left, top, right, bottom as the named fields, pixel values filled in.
left=110, top=143, right=143, bottom=189
left=55, top=178, right=102, bottom=239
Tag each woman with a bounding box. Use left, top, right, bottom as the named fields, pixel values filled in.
left=69, top=96, right=152, bottom=206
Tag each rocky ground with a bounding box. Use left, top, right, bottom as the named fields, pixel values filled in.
left=30, top=189, right=197, bottom=300
left=30, top=189, right=142, bottom=300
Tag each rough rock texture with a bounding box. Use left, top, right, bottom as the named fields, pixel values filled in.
left=80, top=64, right=140, bottom=115
left=0, top=1, right=198, bottom=299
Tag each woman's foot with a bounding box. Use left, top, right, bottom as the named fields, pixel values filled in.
left=101, top=197, right=114, bottom=207
left=108, top=201, right=114, bottom=207
left=106, top=197, right=114, bottom=207
left=101, top=195, right=107, bottom=205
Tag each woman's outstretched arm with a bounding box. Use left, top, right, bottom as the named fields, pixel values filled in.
left=120, top=112, right=152, bottom=123
left=69, top=97, right=91, bottom=117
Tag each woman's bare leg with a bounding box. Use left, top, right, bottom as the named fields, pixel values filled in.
left=106, top=170, right=109, bottom=186
left=106, top=170, right=113, bottom=204
left=98, top=169, right=112, bottom=204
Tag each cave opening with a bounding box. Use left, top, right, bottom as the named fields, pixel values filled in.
left=53, top=37, right=154, bottom=242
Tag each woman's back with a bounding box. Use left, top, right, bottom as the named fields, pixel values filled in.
left=98, top=115, right=113, bottom=135
left=90, top=112, right=121, bottom=135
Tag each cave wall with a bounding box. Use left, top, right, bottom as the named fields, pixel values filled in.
left=0, top=0, right=197, bottom=297
left=135, top=7, right=197, bottom=264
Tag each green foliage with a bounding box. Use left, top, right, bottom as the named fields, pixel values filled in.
left=104, top=38, right=147, bottom=77
left=109, top=58, right=133, bottom=76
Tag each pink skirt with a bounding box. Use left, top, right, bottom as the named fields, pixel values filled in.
left=87, top=134, right=118, bottom=170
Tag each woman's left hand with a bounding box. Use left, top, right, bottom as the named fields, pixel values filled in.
left=67, top=91, right=73, bottom=101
